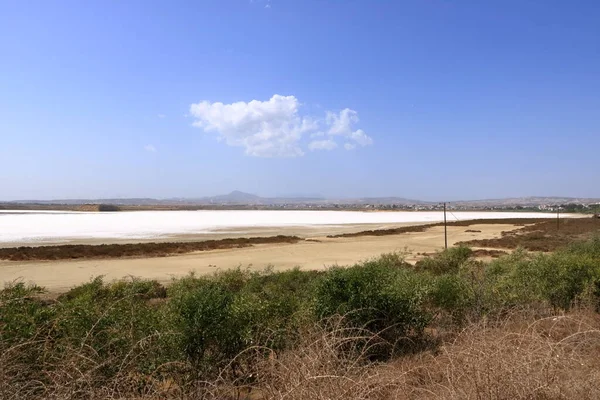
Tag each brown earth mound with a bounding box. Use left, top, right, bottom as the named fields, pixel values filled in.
left=458, top=217, right=600, bottom=251
left=0, top=235, right=300, bottom=261
left=75, top=204, right=121, bottom=212
left=327, top=218, right=552, bottom=238
left=471, top=249, right=508, bottom=258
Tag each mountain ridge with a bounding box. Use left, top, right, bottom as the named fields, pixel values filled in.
left=5, top=191, right=600, bottom=207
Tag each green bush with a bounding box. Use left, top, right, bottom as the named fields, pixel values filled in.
left=564, top=236, right=600, bottom=257
left=3, top=237, right=600, bottom=395
left=53, top=277, right=166, bottom=378
left=168, top=278, right=245, bottom=373
left=483, top=249, right=545, bottom=310
left=430, top=273, right=474, bottom=322
left=166, top=268, right=319, bottom=376
left=537, top=252, right=600, bottom=310
left=313, top=254, right=431, bottom=353
left=0, top=282, right=54, bottom=345
left=415, top=246, right=473, bottom=275
left=240, top=268, right=320, bottom=347
left=482, top=242, right=600, bottom=311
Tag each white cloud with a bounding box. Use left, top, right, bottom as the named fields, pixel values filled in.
left=157, top=114, right=166, bottom=119
left=326, top=108, right=359, bottom=135
left=309, top=139, right=338, bottom=151
left=144, top=144, right=157, bottom=152
left=189, top=94, right=371, bottom=157
left=326, top=108, right=373, bottom=147
left=190, top=95, right=314, bottom=157
left=265, top=3, right=271, bottom=8
left=349, top=129, right=373, bottom=146
left=344, top=143, right=356, bottom=150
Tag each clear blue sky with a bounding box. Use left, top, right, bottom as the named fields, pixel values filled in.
left=1, top=0, right=599, bottom=201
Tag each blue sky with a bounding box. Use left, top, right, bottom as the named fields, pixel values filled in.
left=1, top=0, right=599, bottom=201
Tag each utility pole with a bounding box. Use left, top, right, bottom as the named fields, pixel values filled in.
left=444, top=202, right=448, bottom=249
left=557, top=206, right=560, bottom=230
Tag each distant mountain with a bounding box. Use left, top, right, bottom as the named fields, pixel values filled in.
left=5, top=193, right=600, bottom=207
left=207, top=190, right=263, bottom=204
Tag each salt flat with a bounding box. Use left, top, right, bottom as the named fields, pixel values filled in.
left=0, top=209, right=566, bottom=245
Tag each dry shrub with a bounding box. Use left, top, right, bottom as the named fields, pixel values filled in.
left=3, top=309, right=600, bottom=399
left=212, top=316, right=408, bottom=400
left=0, top=321, right=184, bottom=400
left=388, top=308, right=600, bottom=400
left=205, top=309, right=600, bottom=400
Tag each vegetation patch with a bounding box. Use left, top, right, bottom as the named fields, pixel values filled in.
left=458, top=216, right=600, bottom=251
left=471, top=248, right=508, bottom=258
left=2, top=236, right=600, bottom=398
left=327, top=218, right=552, bottom=238
left=0, top=235, right=300, bottom=261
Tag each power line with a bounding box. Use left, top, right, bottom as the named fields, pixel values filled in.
left=443, top=202, right=447, bottom=250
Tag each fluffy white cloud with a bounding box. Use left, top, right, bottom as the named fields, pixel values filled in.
left=349, top=129, right=373, bottom=146
left=326, top=108, right=373, bottom=148
left=326, top=108, right=359, bottom=135
left=144, top=144, right=157, bottom=152
left=190, top=95, right=315, bottom=157
left=309, top=139, right=338, bottom=151
left=344, top=143, right=356, bottom=150
left=189, top=95, right=371, bottom=157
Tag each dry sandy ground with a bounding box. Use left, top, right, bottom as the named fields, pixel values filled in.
left=0, top=223, right=515, bottom=293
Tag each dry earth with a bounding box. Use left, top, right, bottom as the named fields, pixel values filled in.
left=0, top=223, right=514, bottom=293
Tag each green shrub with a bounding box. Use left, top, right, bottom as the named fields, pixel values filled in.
left=3, top=236, right=600, bottom=395
left=240, top=268, right=320, bottom=347
left=167, top=277, right=251, bottom=376
left=313, top=254, right=431, bottom=354
left=415, top=245, right=473, bottom=275
left=166, top=268, right=319, bottom=376
left=482, top=243, right=600, bottom=311
left=482, top=249, right=545, bottom=310
left=430, top=273, right=474, bottom=323
left=564, top=236, right=600, bottom=258
left=537, top=252, right=600, bottom=310
left=0, top=282, right=54, bottom=345
left=53, top=277, right=165, bottom=378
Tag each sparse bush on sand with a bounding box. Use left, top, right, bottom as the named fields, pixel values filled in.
left=2, top=236, right=600, bottom=399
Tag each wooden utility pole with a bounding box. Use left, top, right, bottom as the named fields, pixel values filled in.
left=444, top=202, right=448, bottom=249
left=557, top=206, right=560, bottom=230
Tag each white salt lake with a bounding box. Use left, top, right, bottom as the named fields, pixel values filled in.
left=0, top=210, right=568, bottom=244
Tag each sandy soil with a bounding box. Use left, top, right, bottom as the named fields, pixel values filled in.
left=0, top=223, right=515, bottom=293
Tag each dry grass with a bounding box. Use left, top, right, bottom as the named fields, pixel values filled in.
left=393, top=309, right=600, bottom=399
left=229, top=308, right=600, bottom=400
left=3, top=308, right=600, bottom=399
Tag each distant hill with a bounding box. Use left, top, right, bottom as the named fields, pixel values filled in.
left=208, top=190, right=263, bottom=204
left=4, top=192, right=600, bottom=208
